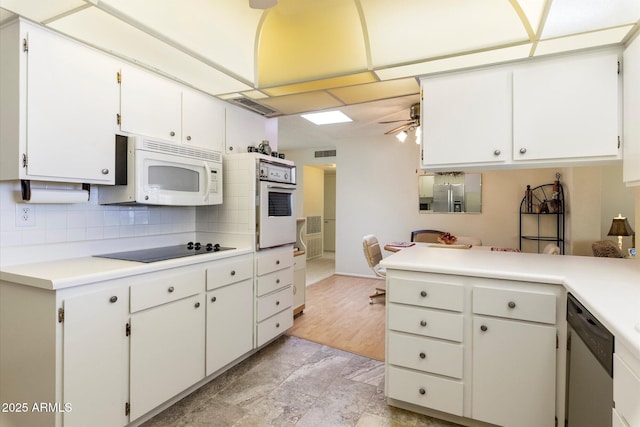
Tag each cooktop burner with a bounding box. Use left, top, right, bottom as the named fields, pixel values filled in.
left=95, top=242, right=235, bottom=263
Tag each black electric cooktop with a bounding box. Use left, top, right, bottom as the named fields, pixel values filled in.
left=95, top=242, right=235, bottom=263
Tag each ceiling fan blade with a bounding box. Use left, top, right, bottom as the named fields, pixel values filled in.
left=378, top=119, right=410, bottom=124
left=384, top=123, right=414, bottom=135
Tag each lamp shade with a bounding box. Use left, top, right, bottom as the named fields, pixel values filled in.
left=607, top=214, right=634, bottom=237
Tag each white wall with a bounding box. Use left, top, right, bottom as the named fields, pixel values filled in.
left=284, top=135, right=635, bottom=277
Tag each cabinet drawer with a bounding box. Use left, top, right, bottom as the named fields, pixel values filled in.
left=388, top=304, right=463, bottom=342
left=256, top=247, right=293, bottom=276
left=257, top=285, right=293, bottom=322
left=614, top=354, right=640, bottom=427
left=387, top=365, right=463, bottom=416
left=256, top=308, right=293, bottom=347
left=130, top=269, right=204, bottom=313
left=206, top=255, right=253, bottom=291
left=256, top=267, right=293, bottom=297
left=388, top=332, right=463, bottom=379
left=389, top=278, right=463, bottom=312
left=473, top=286, right=556, bottom=324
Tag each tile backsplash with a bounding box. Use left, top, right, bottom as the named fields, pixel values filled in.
left=0, top=181, right=196, bottom=249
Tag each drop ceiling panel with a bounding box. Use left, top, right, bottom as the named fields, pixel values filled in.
left=259, top=91, right=344, bottom=115
left=535, top=25, right=634, bottom=56
left=261, top=73, right=377, bottom=97
left=98, top=0, right=261, bottom=84
left=542, top=0, right=640, bottom=39
left=375, top=44, right=533, bottom=80
left=48, top=7, right=252, bottom=95
left=362, top=0, right=530, bottom=67
left=0, top=0, right=87, bottom=23
left=328, top=78, right=419, bottom=105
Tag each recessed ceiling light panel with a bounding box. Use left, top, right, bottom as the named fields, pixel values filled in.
left=301, top=110, right=353, bottom=125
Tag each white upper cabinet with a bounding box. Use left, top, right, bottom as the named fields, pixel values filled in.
left=182, top=88, right=225, bottom=152
left=421, top=68, right=512, bottom=169
left=0, top=19, right=119, bottom=184
left=513, top=52, right=620, bottom=162
left=119, top=64, right=225, bottom=151
left=225, top=104, right=267, bottom=154
left=623, top=36, right=640, bottom=186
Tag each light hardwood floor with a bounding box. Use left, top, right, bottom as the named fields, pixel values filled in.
left=287, top=274, right=386, bottom=361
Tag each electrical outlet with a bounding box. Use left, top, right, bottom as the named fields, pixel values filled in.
left=15, top=204, right=36, bottom=227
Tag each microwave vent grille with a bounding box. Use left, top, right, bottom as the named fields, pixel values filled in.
left=142, top=140, right=221, bottom=162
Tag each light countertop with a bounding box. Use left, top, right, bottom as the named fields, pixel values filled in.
left=0, top=247, right=253, bottom=290
left=380, top=246, right=640, bottom=360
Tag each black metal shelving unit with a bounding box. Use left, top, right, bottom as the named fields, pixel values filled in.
left=519, top=178, right=565, bottom=254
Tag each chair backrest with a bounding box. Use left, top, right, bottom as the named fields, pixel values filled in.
left=543, top=243, right=560, bottom=255
left=411, top=229, right=445, bottom=243
left=362, top=234, right=385, bottom=277
left=592, top=240, right=625, bottom=258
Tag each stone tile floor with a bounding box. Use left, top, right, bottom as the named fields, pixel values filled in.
left=142, top=335, right=461, bottom=426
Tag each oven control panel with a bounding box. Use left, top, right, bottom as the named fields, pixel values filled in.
left=258, top=161, right=295, bottom=184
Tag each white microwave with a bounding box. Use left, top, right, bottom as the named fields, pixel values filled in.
left=99, top=135, right=222, bottom=206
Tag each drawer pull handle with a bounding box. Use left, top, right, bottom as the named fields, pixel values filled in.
left=211, top=296, right=217, bottom=303
left=168, top=286, right=175, bottom=293
left=493, top=149, right=501, bottom=156
left=420, top=291, right=427, bottom=298
left=231, top=270, right=236, bottom=276
left=276, top=300, right=280, bottom=306
left=194, top=302, right=200, bottom=308
left=170, top=131, right=176, bottom=137
left=519, top=147, right=527, bottom=154
left=508, top=301, right=516, bottom=309
left=420, top=320, right=427, bottom=327
left=276, top=279, right=280, bottom=284
left=276, top=260, right=280, bottom=265
left=480, top=325, right=488, bottom=332
left=419, top=352, right=426, bottom=359
left=109, top=296, right=118, bottom=303
left=419, top=388, right=426, bottom=395
left=276, top=322, right=280, bottom=328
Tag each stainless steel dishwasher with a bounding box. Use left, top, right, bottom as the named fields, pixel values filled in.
left=566, top=293, right=615, bottom=427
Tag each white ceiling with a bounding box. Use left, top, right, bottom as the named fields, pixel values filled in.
left=1, top=0, right=638, bottom=150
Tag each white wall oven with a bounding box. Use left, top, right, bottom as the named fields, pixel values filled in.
left=257, top=159, right=296, bottom=250
left=99, top=135, right=222, bottom=206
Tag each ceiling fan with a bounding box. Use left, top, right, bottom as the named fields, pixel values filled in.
left=380, top=102, right=420, bottom=135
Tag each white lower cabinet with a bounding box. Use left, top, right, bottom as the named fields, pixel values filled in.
left=613, top=346, right=640, bottom=427
left=129, top=293, right=205, bottom=421
left=386, top=271, right=564, bottom=427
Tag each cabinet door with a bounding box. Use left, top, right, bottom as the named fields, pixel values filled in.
left=623, top=36, right=640, bottom=186
left=129, top=294, right=205, bottom=421
left=63, top=287, right=129, bottom=427
left=420, top=69, right=512, bottom=168
left=513, top=53, right=619, bottom=161
left=225, top=104, right=266, bottom=154
left=26, top=24, right=118, bottom=183
left=120, top=64, right=181, bottom=143
left=182, top=88, right=225, bottom=152
left=206, top=279, right=253, bottom=375
left=472, top=316, right=556, bottom=427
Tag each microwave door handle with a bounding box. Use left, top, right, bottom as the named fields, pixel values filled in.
left=203, top=161, right=212, bottom=199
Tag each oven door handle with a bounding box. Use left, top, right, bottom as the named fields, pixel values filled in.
left=266, top=184, right=295, bottom=191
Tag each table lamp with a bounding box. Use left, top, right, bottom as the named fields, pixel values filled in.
left=607, top=213, right=635, bottom=251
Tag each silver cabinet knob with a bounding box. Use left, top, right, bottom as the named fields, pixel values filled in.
left=420, top=320, right=427, bottom=327
left=480, top=325, right=488, bottom=332
left=230, top=270, right=236, bottom=276
left=211, top=296, right=217, bottom=303
left=420, top=290, right=427, bottom=298
left=494, top=149, right=501, bottom=156
left=419, top=388, right=426, bottom=395
left=519, top=147, right=527, bottom=154
left=109, top=296, right=118, bottom=303
left=276, top=260, right=280, bottom=265
left=508, top=301, right=516, bottom=309
left=419, top=352, right=426, bottom=359
left=170, top=131, right=176, bottom=137
left=276, top=322, right=280, bottom=328
left=186, top=135, right=191, bottom=141
left=101, top=168, right=109, bottom=175
left=276, top=279, right=280, bottom=284
left=168, top=286, right=174, bottom=293
left=194, top=302, right=200, bottom=308
left=276, top=300, right=280, bottom=306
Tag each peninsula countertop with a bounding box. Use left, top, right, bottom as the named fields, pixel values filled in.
left=380, top=246, right=640, bottom=360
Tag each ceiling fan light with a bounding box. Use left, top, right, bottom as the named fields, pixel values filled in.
left=415, top=126, right=421, bottom=144
left=396, top=131, right=408, bottom=143
left=250, top=0, right=277, bottom=9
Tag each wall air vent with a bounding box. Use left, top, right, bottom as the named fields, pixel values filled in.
left=229, top=96, right=280, bottom=117
left=314, top=149, right=337, bottom=158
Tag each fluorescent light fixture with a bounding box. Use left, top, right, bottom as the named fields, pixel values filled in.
left=300, top=110, right=353, bottom=125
